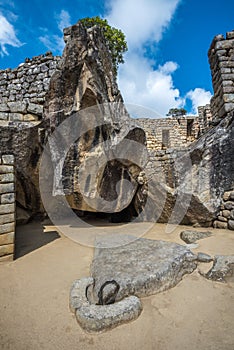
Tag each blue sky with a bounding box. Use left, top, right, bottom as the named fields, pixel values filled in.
left=0, top=0, right=233, bottom=116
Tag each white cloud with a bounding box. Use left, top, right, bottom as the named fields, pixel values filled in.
left=106, top=0, right=179, bottom=50
left=39, top=10, right=71, bottom=53
left=56, top=9, right=71, bottom=32
left=106, top=0, right=185, bottom=116
left=105, top=0, right=212, bottom=117
left=0, top=13, right=22, bottom=56
left=186, top=88, right=212, bottom=114
left=118, top=54, right=184, bottom=116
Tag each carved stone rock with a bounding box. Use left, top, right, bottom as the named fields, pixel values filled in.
left=91, top=235, right=197, bottom=302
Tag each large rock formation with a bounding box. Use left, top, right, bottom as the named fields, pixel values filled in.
left=0, top=21, right=145, bottom=220
left=42, top=22, right=146, bottom=216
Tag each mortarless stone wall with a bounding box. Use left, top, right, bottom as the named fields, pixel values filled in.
left=198, top=104, right=213, bottom=134
left=136, top=116, right=200, bottom=151
left=0, top=155, right=15, bottom=261
left=213, top=189, right=234, bottom=230
left=208, top=30, right=234, bottom=121
left=0, top=52, right=61, bottom=123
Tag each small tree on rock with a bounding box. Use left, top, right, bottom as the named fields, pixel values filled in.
left=80, top=16, right=128, bottom=75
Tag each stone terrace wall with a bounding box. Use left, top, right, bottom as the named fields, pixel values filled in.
left=0, top=155, right=15, bottom=262
left=136, top=116, right=199, bottom=151
left=208, top=30, right=234, bottom=121
left=0, top=52, right=61, bottom=122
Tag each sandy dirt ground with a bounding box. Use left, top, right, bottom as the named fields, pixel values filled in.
left=0, top=221, right=233, bottom=350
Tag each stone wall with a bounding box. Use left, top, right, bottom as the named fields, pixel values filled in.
left=213, top=189, right=234, bottom=230
left=0, top=155, right=15, bottom=262
left=198, top=104, right=213, bottom=134
left=136, top=116, right=200, bottom=151
left=208, top=30, right=234, bottom=121
left=0, top=52, right=61, bottom=122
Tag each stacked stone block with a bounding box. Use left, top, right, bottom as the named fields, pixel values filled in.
left=213, top=190, right=234, bottom=230
left=208, top=30, right=234, bottom=120
left=0, top=52, right=61, bottom=122
left=198, top=104, right=213, bottom=134
left=0, top=155, right=15, bottom=261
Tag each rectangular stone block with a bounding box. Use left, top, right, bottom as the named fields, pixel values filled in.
left=9, top=113, right=24, bottom=121
left=0, top=204, right=14, bottom=214
left=0, top=213, right=14, bottom=225
left=216, top=40, right=234, bottom=50
left=222, top=73, right=234, bottom=80
left=219, top=61, right=234, bottom=68
left=0, top=165, right=14, bottom=174
left=7, top=101, right=27, bottom=113
left=1, top=193, right=15, bottom=204
left=0, top=173, right=14, bottom=183
left=0, top=222, right=15, bottom=234
left=0, top=254, right=13, bottom=262
left=220, top=68, right=231, bottom=74
left=0, top=232, right=14, bottom=245
left=0, top=103, right=9, bottom=112
left=226, top=31, right=234, bottom=40
left=223, top=94, right=234, bottom=103
left=0, top=183, right=14, bottom=193
left=223, top=86, right=234, bottom=93
left=27, top=102, right=43, bottom=115
left=2, top=155, right=14, bottom=165
left=0, top=244, right=14, bottom=257
left=0, top=121, right=10, bottom=127
left=0, top=112, right=9, bottom=120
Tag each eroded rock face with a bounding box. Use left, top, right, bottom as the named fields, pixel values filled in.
left=42, top=22, right=146, bottom=214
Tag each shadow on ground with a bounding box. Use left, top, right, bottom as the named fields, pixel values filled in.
left=14, top=221, right=60, bottom=259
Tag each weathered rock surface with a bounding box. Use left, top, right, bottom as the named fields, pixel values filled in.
left=180, top=230, right=213, bottom=244
left=70, top=277, right=142, bottom=333
left=90, top=235, right=197, bottom=302
left=203, top=255, right=234, bottom=282
left=197, top=252, right=213, bottom=263
left=41, top=21, right=146, bottom=215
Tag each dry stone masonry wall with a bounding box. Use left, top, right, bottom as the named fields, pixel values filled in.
left=0, top=52, right=61, bottom=123
left=0, top=155, right=15, bottom=261
left=209, top=30, right=234, bottom=121
left=198, top=104, right=213, bottom=133
left=214, top=190, right=234, bottom=230
left=136, top=116, right=200, bottom=151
